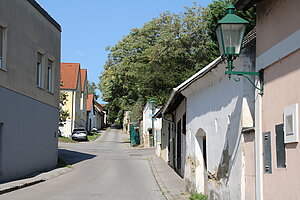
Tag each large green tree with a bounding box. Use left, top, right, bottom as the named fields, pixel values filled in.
left=99, top=0, right=256, bottom=123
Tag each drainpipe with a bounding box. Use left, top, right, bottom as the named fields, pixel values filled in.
left=255, top=76, right=263, bottom=200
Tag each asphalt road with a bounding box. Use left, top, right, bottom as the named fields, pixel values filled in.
left=1, top=128, right=165, bottom=200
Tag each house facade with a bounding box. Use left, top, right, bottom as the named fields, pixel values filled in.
left=60, top=63, right=82, bottom=137
left=155, top=34, right=256, bottom=199
left=142, top=102, right=162, bottom=148
left=80, top=69, right=88, bottom=129
left=235, top=0, right=300, bottom=199
left=86, top=94, right=106, bottom=132
left=0, top=0, right=61, bottom=182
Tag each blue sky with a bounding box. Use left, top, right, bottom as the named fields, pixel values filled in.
left=37, top=0, right=213, bottom=103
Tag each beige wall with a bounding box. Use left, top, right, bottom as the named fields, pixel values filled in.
left=262, top=49, right=300, bottom=199
left=257, top=0, right=300, bottom=56
left=0, top=0, right=61, bottom=108
left=256, top=0, right=300, bottom=199
left=243, top=131, right=255, bottom=200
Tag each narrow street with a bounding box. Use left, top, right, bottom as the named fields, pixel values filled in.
left=1, top=129, right=165, bottom=200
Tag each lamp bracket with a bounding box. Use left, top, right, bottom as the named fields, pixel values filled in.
left=225, top=70, right=264, bottom=95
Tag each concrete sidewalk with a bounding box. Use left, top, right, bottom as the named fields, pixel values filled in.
left=149, top=155, right=190, bottom=200
left=0, top=166, right=72, bottom=195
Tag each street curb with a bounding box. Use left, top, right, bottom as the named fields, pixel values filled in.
left=149, top=156, right=189, bottom=200
left=149, top=156, right=169, bottom=200
left=0, top=166, right=73, bottom=195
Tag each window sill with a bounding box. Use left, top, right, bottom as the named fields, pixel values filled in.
left=0, top=68, right=7, bottom=72
left=37, top=86, right=44, bottom=90
left=47, top=90, right=54, bottom=95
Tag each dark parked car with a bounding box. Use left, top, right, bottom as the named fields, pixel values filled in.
left=71, top=127, right=88, bottom=141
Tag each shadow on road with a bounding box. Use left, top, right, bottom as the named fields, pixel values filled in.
left=58, top=149, right=97, bottom=165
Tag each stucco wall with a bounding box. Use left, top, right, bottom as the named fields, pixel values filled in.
left=181, top=44, right=255, bottom=199
left=256, top=0, right=300, bottom=56
left=142, top=103, right=160, bottom=147
left=261, top=49, right=300, bottom=200
left=0, top=86, right=58, bottom=183
left=60, top=90, right=74, bottom=137
left=0, top=0, right=61, bottom=108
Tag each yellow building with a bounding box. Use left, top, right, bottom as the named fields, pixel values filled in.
left=60, top=63, right=82, bottom=137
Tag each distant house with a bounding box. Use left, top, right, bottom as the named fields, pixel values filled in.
left=60, top=63, right=82, bottom=137
left=86, top=94, right=106, bottom=132
left=94, top=101, right=105, bottom=129
left=142, top=102, right=162, bottom=148
left=0, top=0, right=61, bottom=182
left=80, top=69, right=88, bottom=128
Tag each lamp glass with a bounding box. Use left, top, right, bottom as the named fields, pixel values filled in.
left=216, top=25, right=224, bottom=55
left=221, top=23, right=245, bottom=55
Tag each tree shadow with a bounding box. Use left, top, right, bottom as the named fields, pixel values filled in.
left=58, top=149, right=97, bottom=165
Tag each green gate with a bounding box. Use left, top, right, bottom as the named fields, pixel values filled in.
left=130, top=124, right=140, bottom=147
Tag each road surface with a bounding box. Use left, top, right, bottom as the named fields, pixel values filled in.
left=1, top=128, right=165, bottom=200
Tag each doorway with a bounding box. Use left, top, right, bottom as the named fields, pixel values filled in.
left=176, top=120, right=182, bottom=176
left=195, top=128, right=208, bottom=194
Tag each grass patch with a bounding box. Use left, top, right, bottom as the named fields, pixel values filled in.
left=87, top=132, right=101, bottom=141
left=189, top=193, right=208, bottom=200
left=56, top=157, right=72, bottom=168
left=58, top=136, right=78, bottom=143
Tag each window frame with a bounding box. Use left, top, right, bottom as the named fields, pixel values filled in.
left=47, top=59, right=54, bottom=93
left=37, top=52, right=44, bottom=88
left=0, top=25, right=7, bottom=71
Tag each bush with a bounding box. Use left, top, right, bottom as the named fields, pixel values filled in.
left=189, top=193, right=208, bottom=200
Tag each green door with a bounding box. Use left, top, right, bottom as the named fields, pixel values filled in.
left=130, top=124, right=140, bottom=146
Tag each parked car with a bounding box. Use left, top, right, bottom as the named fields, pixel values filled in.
left=71, top=128, right=88, bottom=141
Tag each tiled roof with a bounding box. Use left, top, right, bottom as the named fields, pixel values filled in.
left=80, top=69, right=87, bottom=92
left=60, top=63, right=80, bottom=90
left=95, top=101, right=104, bottom=112
left=87, top=94, right=94, bottom=112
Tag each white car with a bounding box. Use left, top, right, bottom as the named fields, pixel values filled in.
left=71, top=128, right=88, bottom=141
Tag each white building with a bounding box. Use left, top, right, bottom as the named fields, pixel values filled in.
left=156, top=35, right=256, bottom=199
left=142, top=102, right=162, bottom=148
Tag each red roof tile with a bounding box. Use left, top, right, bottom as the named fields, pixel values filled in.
left=80, top=69, right=87, bottom=92
left=60, top=63, right=80, bottom=90
left=95, top=101, right=104, bottom=112
left=87, top=94, right=94, bottom=111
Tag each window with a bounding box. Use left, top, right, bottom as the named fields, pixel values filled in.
left=47, top=59, right=53, bottom=92
left=0, top=123, right=3, bottom=173
left=284, top=104, right=299, bottom=143
left=37, top=53, right=43, bottom=87
left=0, top=27, right=3, bottom=69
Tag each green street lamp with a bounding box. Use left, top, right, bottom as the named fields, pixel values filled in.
left=216, top=2, right=264, bottom=94
left=149, top=98, right=156, bottom=147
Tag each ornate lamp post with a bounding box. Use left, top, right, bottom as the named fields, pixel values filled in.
left=216, top=2, right=264, bottom=94
left=149, top=98, right=156, bottom=147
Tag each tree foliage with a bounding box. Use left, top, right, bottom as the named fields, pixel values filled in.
left=99, top=0, right=256, bottom=123
left=88, top=81, right=100, bottom=100
left=59, top=92, right=70, bottom=122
